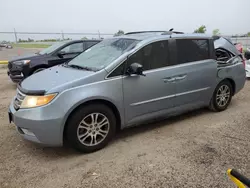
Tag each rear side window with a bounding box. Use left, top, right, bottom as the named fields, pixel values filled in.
left=176, top=39, right=209, bottom=64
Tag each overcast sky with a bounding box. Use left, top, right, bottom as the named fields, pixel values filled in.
left=0, top=0, right=250, bottom=40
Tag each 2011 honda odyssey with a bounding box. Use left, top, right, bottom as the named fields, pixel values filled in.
left=9, top=31, right=246, bottom=153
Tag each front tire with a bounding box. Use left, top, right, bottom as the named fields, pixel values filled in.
left=209, top=80, right=233, bottom=112
left=66, top=104, right=116, bottom=153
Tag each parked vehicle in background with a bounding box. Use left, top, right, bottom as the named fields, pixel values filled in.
left=245, top=48, right=250, bottom=60
left=234, top=42, right=243, bottom=53
left=7, top=40, right=101, bottom=83
left=6, top=44, right=13, bottom=49
left=0, top=42, right=8, bottom=47
left=9, top=32, right=246, bottom=153
left=244, top=48, right=250, bottom=77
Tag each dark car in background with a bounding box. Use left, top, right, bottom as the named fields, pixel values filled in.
left=7, top=40, right=101, bottom=83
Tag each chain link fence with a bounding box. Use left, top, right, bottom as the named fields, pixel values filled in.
left=230, top=37, right=250, bottom=49
left=1, top=31, right=250, bottom=49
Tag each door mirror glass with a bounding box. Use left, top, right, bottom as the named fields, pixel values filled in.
left=127, top=63, right=145, bottom=76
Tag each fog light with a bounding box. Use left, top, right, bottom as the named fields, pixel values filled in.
left=21, top=128, right=35, bottom=136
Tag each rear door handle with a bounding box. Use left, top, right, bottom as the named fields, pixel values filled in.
left=163, top=77, right=175, bottom=83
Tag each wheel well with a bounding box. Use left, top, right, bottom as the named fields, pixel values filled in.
left=31, top=64, right=49, bottom=75
left=63, top=99, right=121, bottom=140
left=224, top=78, right=236, bottom=95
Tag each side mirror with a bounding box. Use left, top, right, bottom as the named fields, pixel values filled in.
left=127, top=63, right=146, bottom=76
left=57, top=51, right=66, bottom=58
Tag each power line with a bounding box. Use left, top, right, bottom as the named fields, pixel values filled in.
left=0, top=31, right=113, bottom=35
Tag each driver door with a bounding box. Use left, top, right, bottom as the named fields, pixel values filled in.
left=122, top=40, right=177, bottom=125
left=48, top=42, right=84, bottom=67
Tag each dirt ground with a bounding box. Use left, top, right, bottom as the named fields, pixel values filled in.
left=0, top=48, right=249, bottom=188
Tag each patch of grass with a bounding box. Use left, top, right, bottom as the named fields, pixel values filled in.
left=243, top=47, right=247, bottom=53
left=13, top=43, right=51, bottom=48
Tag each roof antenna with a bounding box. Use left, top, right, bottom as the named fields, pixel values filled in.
left=169, top=28, right=174, bottom=38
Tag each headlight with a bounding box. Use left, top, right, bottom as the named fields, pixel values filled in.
left=20, top=93, right=57, bottom=108
left=14, top=60, right=31, bottom=65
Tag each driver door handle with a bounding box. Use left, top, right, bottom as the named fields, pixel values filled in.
left=175, top=74, right=187, bottom=81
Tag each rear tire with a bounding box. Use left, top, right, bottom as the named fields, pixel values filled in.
left=209, top=80, right=233, bottom=112
left=66, top=104, right=116, bottom=153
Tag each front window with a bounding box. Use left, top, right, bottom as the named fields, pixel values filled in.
left=39, top=41, right=68, bottom=55
left=68, top=38, right=140, bottom=70
left=59, top=42, right=83, bottom=53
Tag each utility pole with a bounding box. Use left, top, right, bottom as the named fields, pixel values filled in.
left=14, top=28, right=18, bottom=43
left=61, top=30, right=64, bottom=40
left=98, top=30, right=100, bottom=39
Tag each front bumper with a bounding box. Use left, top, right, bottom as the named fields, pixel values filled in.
left=7, top=71, right=24, bottom=83
left=7, top=62, right=30, bottom=83
left=9, top=99, right=64, bottom=146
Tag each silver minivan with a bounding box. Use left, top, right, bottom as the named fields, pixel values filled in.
left=9, top=32, right=246, bottom=152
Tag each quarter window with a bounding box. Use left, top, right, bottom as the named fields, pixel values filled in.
left=176, top=39, right=209, bottom=64
left=85, top=41, right=99, bottom=49
left=108, top=63, right=125, bottom=78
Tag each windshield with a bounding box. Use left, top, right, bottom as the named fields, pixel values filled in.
left=68, top=38, right=140, bottom=70
left=39, top=41, right=68, bottom=55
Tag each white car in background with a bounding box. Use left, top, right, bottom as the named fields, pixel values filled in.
left=245, top=48, right=250, bottom=78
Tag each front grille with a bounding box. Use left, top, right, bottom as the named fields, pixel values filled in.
left=8, top=62, right=12, bottom=69
left=14, top=89, right=26, bottom=110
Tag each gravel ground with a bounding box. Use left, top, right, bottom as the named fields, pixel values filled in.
left=0, top=49, right=249, bottom=188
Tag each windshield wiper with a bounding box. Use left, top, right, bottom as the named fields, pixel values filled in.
left=64, top=64, right=94, bottom=71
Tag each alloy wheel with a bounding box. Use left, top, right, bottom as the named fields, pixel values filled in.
left=216, top=84, right=230, bottom=107
left=77, top=113, right=110, bottom=146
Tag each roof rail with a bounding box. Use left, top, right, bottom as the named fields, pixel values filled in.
left=161, top=31, right=184, bottom=35
left=125, top=31, right=166, bottom=35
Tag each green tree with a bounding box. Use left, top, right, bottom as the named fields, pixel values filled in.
left=247, top=32, right=250, bottom=37
left=194, top=25, right=206, bottom=33
left=82, top=37, right=88, bottom=40
left=114, top=30, right=125, bottom=36
left=213, top=29, right=221, bottom=36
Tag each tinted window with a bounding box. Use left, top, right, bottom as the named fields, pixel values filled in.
left=60, top=43, right=83, bottom=53
left=176, top=39, right=209, bottom=64
left=127, top=41, right=169, bottom=71
left=108, top=63, right=125, bottom=78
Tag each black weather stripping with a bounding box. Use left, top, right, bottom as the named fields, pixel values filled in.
left=17, top=84, right=45, bottom=96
